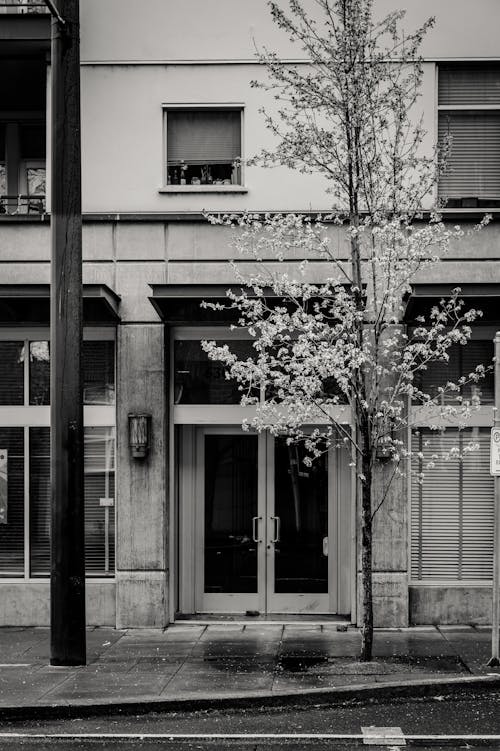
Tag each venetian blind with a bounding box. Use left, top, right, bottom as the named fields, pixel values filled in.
left=29, top=427, right=115, bottom=576
left=167, top=110, right=241, bottom=165
left=411, top=428, right=494, bottom=581
left=438, top=65, right=500, bottom=106
left=416, top=341, right=493, bottom=405
left=438, top=112, right=500, bottom=200
left=0, top=428, right=24, bottom=576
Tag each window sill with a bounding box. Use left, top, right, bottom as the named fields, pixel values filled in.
left=159, top=185, right=248, bottom=194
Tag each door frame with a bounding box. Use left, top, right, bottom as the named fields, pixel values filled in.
left=177, top=424, right=350, bottom=616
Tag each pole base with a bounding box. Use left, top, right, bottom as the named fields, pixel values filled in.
left=486, top=656, right=500, bottom=667
left=50, top=657, right=86, bottom=667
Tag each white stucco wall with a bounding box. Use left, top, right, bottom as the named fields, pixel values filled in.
left=80, top=60, right=435, bottom=214
left=76, top=0, right=498, bottom=213
left=80, top=0, right=500, bottom=63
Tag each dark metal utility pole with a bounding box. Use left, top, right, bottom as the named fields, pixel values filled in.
left=48, top=0, right=86, bottom=666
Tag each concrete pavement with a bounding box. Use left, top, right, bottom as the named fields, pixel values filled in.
left=0, top=623, right=499, bottom=718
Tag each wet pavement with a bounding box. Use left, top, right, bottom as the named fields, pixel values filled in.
left=0, top=623, right=498, bottom=713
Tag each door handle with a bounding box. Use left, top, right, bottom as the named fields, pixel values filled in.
left=270, top=515, right=280, bottom=543
left=252, top=516, right=262, bottom=543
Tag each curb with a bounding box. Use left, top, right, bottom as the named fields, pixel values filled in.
left=1, top=673, right=499, bottom=721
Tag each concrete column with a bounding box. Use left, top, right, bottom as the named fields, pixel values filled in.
left=115, top=323, right=168, bottom=628
left=356, top=326, right=409, bottom=628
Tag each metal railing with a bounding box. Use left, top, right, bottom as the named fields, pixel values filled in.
left=0, top=194, right=46, bottom=215
left=0, top=0, right=49, bottom=14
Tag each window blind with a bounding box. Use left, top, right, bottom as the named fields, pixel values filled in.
left=438, top=112, right=500, bottom=200
left=29, top=426, right=115, bottom=577
left=411, top=428, right=494, bottom=581
left=167, top=110, right=241, bottom=165
left=416, top=340, right=493, bottom=405
left=0, top=428, right=24, bottom=576
left=29, top=340, right=115, bottom=406
left=439, top=65, right=500, bottom=106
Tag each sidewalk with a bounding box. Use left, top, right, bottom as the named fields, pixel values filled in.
left=0, top=624, right=499, bottom=718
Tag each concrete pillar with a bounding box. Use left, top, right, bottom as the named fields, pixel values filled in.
left=115, top=323, right=168, bottom=628
left=355, top=326, right=409, bottom=628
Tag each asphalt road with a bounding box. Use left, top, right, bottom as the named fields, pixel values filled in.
left=1, top=689, right=499, bottom=749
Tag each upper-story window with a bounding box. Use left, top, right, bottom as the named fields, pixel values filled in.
left=164, top=107, right=242, bottom=188
left=438, top=65, right=500, bottom=208
left=0, top=0, right=49, bottom=13
left=0, top=121, right=46, bottom=215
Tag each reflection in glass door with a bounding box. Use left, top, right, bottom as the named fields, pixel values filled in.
left=204, top=435, right=258, bottom=595
left=180, top=427, right=342, bottom=615
left=273, top=440, right=328, bottom=592
left=267, top=438, right=330, bottom=613
left=198, top=431, right=261, bottom=613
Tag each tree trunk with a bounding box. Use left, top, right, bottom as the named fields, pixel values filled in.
left=359, top=427, right=373, bottom=662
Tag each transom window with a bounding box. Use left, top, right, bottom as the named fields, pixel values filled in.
left=165, top=107, right=242, bottom=187
left=438, top=64, right=500, bottom=208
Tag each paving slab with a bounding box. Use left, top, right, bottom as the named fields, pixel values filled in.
left=0, top=623, right=499, bottom=716
left=436, top=627, right=500, bottom=675
left=42, top=672, right=170, bottom=702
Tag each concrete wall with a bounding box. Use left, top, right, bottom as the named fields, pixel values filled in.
left=410, top=586, right=493, bottom=625
left=0, top=583, right=115, bottom=626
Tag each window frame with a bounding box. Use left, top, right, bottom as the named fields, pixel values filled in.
left=437, top=64, right=500, bottom=209
left=409, top=325, right=496, bottom=585
left=161, top=103, right=247, bottom=194
left=0, top=327, right=116, bottom=582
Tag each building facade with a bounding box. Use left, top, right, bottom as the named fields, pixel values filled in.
left=0, top=0, right=499, bottom=628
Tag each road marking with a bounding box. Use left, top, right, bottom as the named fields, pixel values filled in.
left=362, top=726, right=405, bottom=746
left=0, top=664, right=31, bottom=667
left=1, top=733, right=500, bottom=741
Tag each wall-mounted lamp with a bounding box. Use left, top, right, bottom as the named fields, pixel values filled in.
left=128, top=413, right=151, bottom=459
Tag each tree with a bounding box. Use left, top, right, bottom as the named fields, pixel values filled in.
left=203, top=0, right=489, bottom=661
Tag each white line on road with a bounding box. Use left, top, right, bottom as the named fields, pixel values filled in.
left=1, top=733, right=500, bottom=741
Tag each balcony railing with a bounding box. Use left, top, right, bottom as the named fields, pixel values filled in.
left=0, top=195, right=46, bottom=215
left=0, top=0, right=49, bottom=13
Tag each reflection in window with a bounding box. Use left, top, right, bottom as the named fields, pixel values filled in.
left=174, top=340, right=255, bottom=404
left=26, top=167, right=46, bottom=196
left=204, top=435, right=258, bottom=593
left=29, top=340, right=115, bottom=406
left=0, top=342, right=24, bottom=405
left=274, top=439, right=328, bottom=593
left=29, top=341, right=49, bottom=405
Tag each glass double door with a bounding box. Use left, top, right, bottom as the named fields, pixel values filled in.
left=196, top=428, right=334, bottom=615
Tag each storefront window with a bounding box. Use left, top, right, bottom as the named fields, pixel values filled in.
left=0, top=332, right=116, bottom=579
left=29, top=340, right=115, bottom=406
left=0, top=428, right=24, bottom=576
left=411, top=428, right=494, bottom=581
left=0, top=342, right=24, bottom=405
left=174, top=340, right=255, bottom=404
left=415, top=340, right=494, bottom=405
left=29, top=427, right=115, bottom=577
